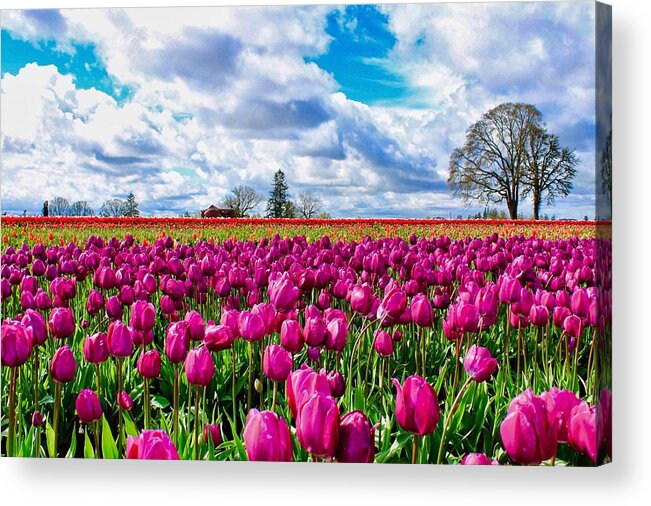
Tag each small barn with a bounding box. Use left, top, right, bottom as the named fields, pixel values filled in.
left=200, top=205, right=236, bottom=218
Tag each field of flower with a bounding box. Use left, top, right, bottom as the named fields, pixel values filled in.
left=1, top=218, right=611, bottom=465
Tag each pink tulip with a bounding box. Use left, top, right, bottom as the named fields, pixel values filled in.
left=280, top=319, right=304, bottom=354
left=263, top=344, right=293, bottom=382
left=106, top=320, right=133, bottom=357
left=540, top=387, right=580, bottom=442
left=126, top=429, right=179, bottom=460
left=1, top=319, right=32, bottom=367
left=50, top=345, right=77, bottom=383
left=286, top=365, right=331, bottom=419
left=460, top=453, right=498, bottom=465
left=204, top=323, right=235, bottom=352
left=137, top=349, right=162, bottom=379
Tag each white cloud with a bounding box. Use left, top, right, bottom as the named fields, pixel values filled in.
left=1, top=4, right=599, bottom=219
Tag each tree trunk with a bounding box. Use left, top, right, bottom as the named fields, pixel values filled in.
left=507, top=199, right=518, bottom=220
left=532, top=190, right=541, bottom=220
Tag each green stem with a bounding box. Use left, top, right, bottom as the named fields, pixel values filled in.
left=231, top=345, right=237, bottom=430
left=193, top=387, right=201, bottom=460
left=248, top=343, right=253, bottom=410
left=53, top=381, right=62, bottom=458
left=94, top=419, right=101, bottom=458
left=116, top=358, right=123, bottom=456
left=412, top=435, right=419, bottom=465
left=144, top=377, right=150, bottom=430
left=173, top=365, right=179, bottom=446
left=437, top=376, right=473, bottom=464
left=7, top=367, right=18, bottom=457
left=271, top=382, right=278, bottom=412
left=33, top=352, right=39, bottom=409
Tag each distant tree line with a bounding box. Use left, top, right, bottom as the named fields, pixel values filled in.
left=217, top=170, right=330, bottom=219
left=44, top=193, right=140, bottom=217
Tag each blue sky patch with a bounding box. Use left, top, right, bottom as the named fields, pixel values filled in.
left=1, top=29, right=131, bottom=104
left=309, top=5, right=408, bottom=105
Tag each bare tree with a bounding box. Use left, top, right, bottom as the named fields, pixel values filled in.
left=523, top=128, right=578, bottom=220
left=221, top=185, right=263, bottom=218
left=297, top=191, right=324, bottom=218
left=69, top=201, right=95, bottom=216
left=448, top=103, right=543, bottom=219
left=49, top=197, right=71, bottom=216
left=99, top=199, right=127, bottom=217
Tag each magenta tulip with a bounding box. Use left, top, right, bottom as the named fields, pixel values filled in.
left=131, top=300, right=156, bottom=333
left=336, top=410, right=376, bottom=463
left=540, top=387, right=580, bottom=442
left=184, top=310, right=205, bottom=341
left=296, top=392, right=340, bottom=459
left=117, top=390, right=133, bottom=411
left=243, top=409, right=293, bottom=462
left=411, top=294, right=434, bottom=328
left=106, top=320, right=133, bottom=357
left=50, top=345, right=77, bottom=383
left=204, top=323, right=235, bottom=352
left=373, top=329, right=394, bottom=357
left=392, top=375, right=440, bottom=436
left=184, top=346, right=215, bottom=386
left=165, top=321, right=190, bottom=364
left=126, top=429, right=179, bottom=460
left=48, top=307, right=75, bottom=339
left=83, top=332, right=109, bottom=364
left=286, top=365, right=331, bottom=419
left=463, top=345, right=498, bottom=382
left=567, top=401, right=604, bottom=464
left=280, top=319, right=304, bottom=354
left=460, top=453, right=498, bottom=465
left=137, top=349, right=162, bottom=379
left=500, top=389, right=560, bottom=465
left=263, top=344, right=293, bottom=382
left=1, top=319, right=32, bottom=367
left=203, top=424, right=223, bottom=447
left=75, top=388, right=103, bottom=424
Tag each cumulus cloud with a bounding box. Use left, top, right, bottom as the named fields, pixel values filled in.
left=1, top=4, right=599, bottom=218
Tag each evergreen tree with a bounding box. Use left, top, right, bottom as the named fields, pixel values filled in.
left=266, top=170, right=290, bottom=218
left=124, top=192, right=140, bottom=217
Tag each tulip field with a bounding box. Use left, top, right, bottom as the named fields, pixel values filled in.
left=1, top=218, right=611, bottom=465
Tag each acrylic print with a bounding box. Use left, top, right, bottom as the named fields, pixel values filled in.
left=0, top=2, right=612, bottom=465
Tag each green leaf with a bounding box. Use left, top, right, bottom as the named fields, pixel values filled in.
left=46, top=421, right=56, bottom=458
left=101, top=416, right=119, bottom=459
left=84, top=430, right=95, bottom=459
left=65, top=424, right=78, bottom=458
left=151, top=395, right=170, bottom=409
left=123, top=411, right=139, bottom=437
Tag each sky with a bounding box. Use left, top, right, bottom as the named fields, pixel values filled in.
left=0, top=3, right=600, bottom=218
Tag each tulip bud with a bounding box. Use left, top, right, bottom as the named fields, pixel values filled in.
left=350, top=283, right=373, bottom=315
left=373, top=329, right=394, bottom=357
left=203, top=424, right=223, bottom=447
left=86, top=290, right=105, bottom=317
left=239, top=311, right=266, bottom=342
left=392, top=375, right=440, bottom=436
left=463, top=345, right=498, bottom=382
left=269, top=274, right=300, bottom=313
left=137, top=349, right=162, bottom=379
left=263, top=344, right=293, bottom=382
left=184, top=346, right=215, bottom=386
left=336, top=410, right=375, bottom=463
left=304, top=316, right=327, bottom=347
left=327, top=370, right=345, bottom=398
left=50, top=345, right=77, bottom=383
left=529, top=304, right=550, bottom=327
left=378, top=287, right=407, bottom=320
left=126, top=429, right=180, bottom=460
left=32, top=410, right=44, bottom=427
left=243, top=409, right=293, bottom=462
left=117, top=390, right=133, bottom=411
left=75, top=388, right=103, bottom=424
left=296, top=392, right=340, bottom=459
